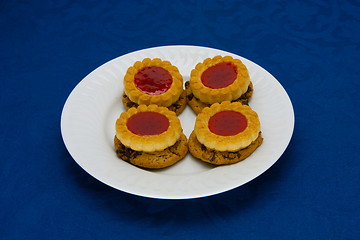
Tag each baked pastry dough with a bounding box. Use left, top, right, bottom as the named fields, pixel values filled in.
left=122, top=90, right=187, bottom=116
left=115, top=104, right=182, bottom=152
left=194, top=101, right=261, bottom=152
left=189, top=55, right=251, bottom=105
left=188, top=131, right=263, bottom=165
left=114, top=133, right=188, bottom=169
left=123, top=58, right=184, bottom=110
left=185, top=81, right=253, bottom=115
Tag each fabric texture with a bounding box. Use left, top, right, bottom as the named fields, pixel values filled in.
left=0, top=0, right=359, bottom=239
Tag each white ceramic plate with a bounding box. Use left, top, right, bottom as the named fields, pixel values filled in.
left=61, top=45, right=294, bottom=199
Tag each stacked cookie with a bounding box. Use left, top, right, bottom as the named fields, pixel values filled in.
left=122, top=58, right=187, bottom=115
left=114, top=56, right=263, bottom=168
left=186, top=55, right=253, bottom=114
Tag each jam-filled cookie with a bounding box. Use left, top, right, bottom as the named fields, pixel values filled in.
left=186, top=55, right=253, bottom=114
left=123, top=58, right=186, bottom=115
left=188, top=101, right=263, bottom=165
left=114, top=104, right=188, bottom=169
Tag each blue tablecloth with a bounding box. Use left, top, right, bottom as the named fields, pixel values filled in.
left=1, top=0, right=359, bottom=239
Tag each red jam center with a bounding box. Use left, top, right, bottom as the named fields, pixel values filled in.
left=208, top=111, right=247, bottom=136
left=201, top=62, right=237, bottom=89
left=126, top=112, right=169, bottom=136
left=134, top=66, right=173, bottom=95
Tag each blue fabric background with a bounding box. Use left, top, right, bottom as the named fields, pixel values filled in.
left=1, top=0, right=359, bottom=239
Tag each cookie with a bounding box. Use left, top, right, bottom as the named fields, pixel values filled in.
left=123, top=58, right=186, bottom=114
left=185, top=81, right=253, bottom=115
left=188, top=101, right=263, bottom=165
left=188, top=131, right=263, bottom=165
left=114, top=133, right=188, bottom=169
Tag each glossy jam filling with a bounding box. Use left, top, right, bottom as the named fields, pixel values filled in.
left=134, top=66, right=172, bottom=95
left=127, top=112, right=169, bottom=136
left=208, top=111, right=247, bottom=136
left=201, top=62, right=237, bottom=89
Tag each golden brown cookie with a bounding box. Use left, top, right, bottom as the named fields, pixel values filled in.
left=122, top=58, right=187, bottom=115
left=188, top=55, right=251, bottom=108
left=188, top=131, right=263, bottom=165
left=185, top=81, right=253, bottom=115
left=122, top=90, right=187, bottom=116
left=114, top=133, right=188, bottom=169
left=194, top=101, right=260, bottom=151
